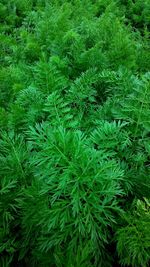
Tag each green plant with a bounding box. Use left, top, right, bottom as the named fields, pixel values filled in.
left=116, top=198, right=150, bottom=267
left=0, top=0, right=150, bottom=266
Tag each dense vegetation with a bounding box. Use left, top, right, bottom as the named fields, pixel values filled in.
left=0, top=0, right=150, bottom=266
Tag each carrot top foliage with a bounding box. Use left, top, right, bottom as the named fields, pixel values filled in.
left=0, top=0, right=150, bottom=266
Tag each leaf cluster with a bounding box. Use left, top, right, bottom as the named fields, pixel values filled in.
left=0, top=0, right=150, bottom=266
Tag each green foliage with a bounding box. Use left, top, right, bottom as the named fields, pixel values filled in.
left=0, top=0, right=150, bottom=266
left=116, top=198, right=150, bottom=267
left=20, top=124, right=124, bottom=266
left=120, top=0, right=150, bottom=33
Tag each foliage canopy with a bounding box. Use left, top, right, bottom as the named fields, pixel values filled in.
left=0, top=0, right=150, bottom=266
